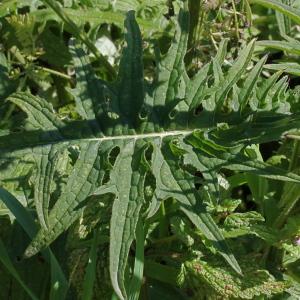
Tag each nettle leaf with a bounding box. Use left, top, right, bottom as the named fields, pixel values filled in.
left=1, top=3, right=300, bottom=299
left=223, top=211, right=278, bottom=244
left=184, top=254, right=289, bottom=299
left=5, top=14, right=38, bottom=54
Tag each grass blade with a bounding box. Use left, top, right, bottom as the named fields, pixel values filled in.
left=128, top=219, right=145, bottom=300
left=81, top=230, right=99, bottom=300
left=0, top=188, right=68, bottom=300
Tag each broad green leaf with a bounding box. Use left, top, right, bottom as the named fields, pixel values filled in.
left=33, top=146, right=61, bottom=229
left=117, top=10, right=145, bottom=125
left=2, top=6, right=300, bottom=299
left=185, top=131, right=300, bottom=183
left=24, top=140, right=105, bottom=258
left=185, top=254, right=289, bottom=299
left=152, top=141, right=242, bottom=275
left=107, top=140, right=149, bottom=300
left=8, top=92, right=65, bottom=130
left=68, top=39, right=105, bottom=126
left=152, top=6, right=189, bottom=123
left=30, top=5, right=169, bottom=36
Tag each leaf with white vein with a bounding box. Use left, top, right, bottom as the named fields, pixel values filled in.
left=1, top=5, right=300, bottom=300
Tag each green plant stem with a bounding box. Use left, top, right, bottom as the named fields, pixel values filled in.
left=36, top=66, right=72, bottom=80
left=286, top=134, right=300, bottom=140
left=41, top=0, right=116, bottom=79
left=10, top=46, right=26, bottom=65
left=111, top=293, right=119, bottom=300
left=144, top=260, right=181, bottom=285
left=275, top=140, right=300, bottom=228
left=82, top=229, right=99, bottom=300
left=289, top=140, right=300, bottom=171
left=1, top=103, right=15, bottom=126
left=261, top=140, right=300, bottom=265
left=0, top=76, right=27, bottom=127
left=167, top=0, right=175, bottom=16
left=231, top=0, right=240, bottom=40
left=159, top=202, right=168, bottom=239
left=151, top=235, right=177, bottom=245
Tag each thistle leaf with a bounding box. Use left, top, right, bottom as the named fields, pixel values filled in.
left=1, top=6, right=300, bottom=299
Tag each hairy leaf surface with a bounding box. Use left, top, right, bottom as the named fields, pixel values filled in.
left=1, top=4, right=300, bottom=299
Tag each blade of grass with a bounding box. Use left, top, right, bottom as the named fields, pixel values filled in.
left=275, top=140, right=300, bottom=227
left=0, top=238, right=39, bottom=300
left=81, top=229, right=99, bottom=300
left=144, top=260, right=181, bottom=285
left=0, top=188, right=68, bottom=300
left=128, top=219, right=145, bottom=300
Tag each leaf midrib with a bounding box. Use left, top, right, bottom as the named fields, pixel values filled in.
left=2, top=130, right=195, bottom=150
left=86, top=130, right=194, bottom=141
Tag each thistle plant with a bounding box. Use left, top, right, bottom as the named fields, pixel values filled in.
left=1, top=1, right=300, bottom=299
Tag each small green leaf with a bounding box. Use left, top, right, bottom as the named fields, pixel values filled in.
left=264, top=63, right=300, bottom=76
left=257, top=40, right=300, bottom=56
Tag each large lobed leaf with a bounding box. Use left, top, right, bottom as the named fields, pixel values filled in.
left=1, top=2, right=300, bottom=299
